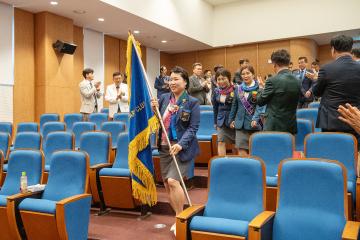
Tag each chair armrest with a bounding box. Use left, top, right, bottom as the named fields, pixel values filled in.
left=177, top=205, right=205, bottom=221
left=56, top=193, right=92, bottom=206
left=249, top=211, right=275, bottom=229
left=90, top=163, right=113, bottom=170
left=342, top=221, right=360, bottom=240
left=7, top=190, right=44, bottom=201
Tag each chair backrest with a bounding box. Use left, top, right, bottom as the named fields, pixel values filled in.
left=113, top=113, right=129, bottom=125
left=199, top=105, right=213, bottom=111
left=0, top=133, right=10, bottom=159
left=296, top=108, right=320, bottom=132
left=100, top=108, right=109, bottom=114
left=0, top=150, right=43, bottom=196
left=308, top=101, right=320, bottom=108
left=100, top=121, right=126, bottom=149
left=305, top=133, right=357, bottom=182
left=204, top=157, right=265, bottom=221
left=197, top=111, right=216, bottom=136
left=273, top=159, right=347, bottom=240
left=17, top=122, right=39, bottom=133
left=88, top=113, right=108, bottom=130
left=113, top=133, right=129, bottom=169
left=42, top=121, right=66, bottom=140
left=295, top=119, right=313, bottom=151
left=72, top=122, right=96, bottom=149
left=0, top=122, right=13, bottom=137
left=43, top=132, right=74, bottom=165
left=13, top=132, right=42, bottom=150
left=42, top=151, right=89, bottom=201
left=64, top=113, right=83, bottom=132
left=79, top=131, right=110, bottom=166
left=250, top=132, right=294, bottom=177
left=40, top=113, right=60, bottom=133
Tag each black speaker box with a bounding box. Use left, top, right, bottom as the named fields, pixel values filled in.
left=53, top=40, right=77, bottom=54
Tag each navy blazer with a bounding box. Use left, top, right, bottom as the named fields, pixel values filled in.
left=212, top=88, right=234, bottom=128
left=154, top=75, right=170, bottom=99
left=157, top=92, right=200, bottom=162
left=293, top=69, right=314, bottom=102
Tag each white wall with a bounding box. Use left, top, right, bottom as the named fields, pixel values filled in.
left=83, top=28, right=105, bottom=111
left=145, top=47, right=160, bottom=98
left=101, top=0, right=214, bottom=45
left=212, top=0, right=360, bottom=46
left=0, top=2, right=14, bottom=122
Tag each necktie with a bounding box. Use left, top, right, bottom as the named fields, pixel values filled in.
left=90, top=82, right=98, bottom=112
left=300, top=70, right=305, bottom=80
left=116, top=86, right=121, bottom=113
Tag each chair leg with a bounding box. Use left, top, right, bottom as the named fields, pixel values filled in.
left=137, top=205, right=151, bottom=220
left=95, top=170, right=110, bottom=216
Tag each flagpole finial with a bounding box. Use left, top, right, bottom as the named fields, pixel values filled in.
left=128, top=30, right=132, bottom=36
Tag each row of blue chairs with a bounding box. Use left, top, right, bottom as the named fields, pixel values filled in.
left=177, top=157, right=360, bottom=240
left=0, top=149, right=91, bottom=239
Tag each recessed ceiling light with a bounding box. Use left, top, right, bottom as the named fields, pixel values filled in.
left=133, top=30, right=140, bottom=34
left=98, top=18, right=105, bottom=22
left=73, top=10, right=86, bottom=14
left=161, top=40, right=167, bottom=43
left=50, top=1, right=58, bottom=5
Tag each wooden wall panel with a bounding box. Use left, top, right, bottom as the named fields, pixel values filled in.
left=119, top=39, right=127, bottom=74
left=14, top=8, right=35, bottom=125
left=197, top=48, right=226, bottom=73
left=170, top=52, right=197, bottom=74
left=160, top=52, right=173, bottom=70
left=73, top=25, right=83, bottom=113
left=225, top=44, right=258, bottom=76
left=104, top=35, right=120, bottom=107
left=318, top=44, right=332, bottom=65
left=289, top=39, right=318, bottom=70
left=258, top=40, right=290, bottom=77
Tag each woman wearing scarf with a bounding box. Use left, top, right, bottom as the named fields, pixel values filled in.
left=229, top=65, right=266, bottom=156
left=212, top=69, right=235, bottom=156
left=151, top=66, right=200, bottom=235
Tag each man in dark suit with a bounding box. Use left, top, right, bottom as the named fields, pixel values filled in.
left=311, top=35, right=360, bottom=137
left=233, top=59, right=250, bottom=84
left=256, top=49, right=301, bottom=134
left=293, top=56, right=314, bottom=108
left=188, top=63, right=210, bottom=105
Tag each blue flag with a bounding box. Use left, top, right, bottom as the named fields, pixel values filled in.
left=126, top=35, right=159, bottom=206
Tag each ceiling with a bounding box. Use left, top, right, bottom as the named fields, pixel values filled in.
left=1, top=0, right=211, bottom=53
left=2, top=0, right=359, bottom=53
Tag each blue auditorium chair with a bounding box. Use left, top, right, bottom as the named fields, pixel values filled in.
left=80, top=131, right=111, bottom=206
left=249, top=132, right=294, bottom=211
left=17, top=122, right=39, bottom=133
left=13, top=132, right=42, bottom=150
left=249, top=159, right=360, bottom=240
left=196, top=111, right=216, bottom=164
left=43, top=132, right=74, bottom=183
left=89, top=113, right=108, bottom=130
left=100, top=108, right=109, bottom=114
left=39, top=113, right=60, bottom=134
left=64, top=113, right=83, bottom=132
left=100, top=121, right=126, bottom=149
left=72, top=121, right=96, bottom=149
left=41, top=122, right=66, bottom=149
left=0, top=150, right=3, bottom=185
left=199, top=105, right=213, bottom=111
left=16, top=151, right=91, bottom=240
left=177, top=156, right=267, bottom=239
left=308, top=101, right=320, bottom=108
left=113, top=112, right=129, bottom=126
left=295, top=119, right=313, bottom=151
left=305, top=133, right=359, bottom=220
left=0, top=122, right=13, bottom=138
left=0, top=150, right=43, bottom=239
left=0, top=133, right=11, bottom=160
left=99, top=133, right=138, bottom=209
left=296, top=108, right=321, bottom=132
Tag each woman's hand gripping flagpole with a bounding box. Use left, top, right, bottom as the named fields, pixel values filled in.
left=130, top=35, right=192, bottom=207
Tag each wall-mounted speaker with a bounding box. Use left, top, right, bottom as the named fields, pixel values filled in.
left=53, top=40, right=77, bottom=55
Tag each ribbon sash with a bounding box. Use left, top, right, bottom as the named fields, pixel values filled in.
left=238, top=87, right=255, bottom=116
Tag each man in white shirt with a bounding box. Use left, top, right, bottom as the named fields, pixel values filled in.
left=79, top=68, right=102, bottom=120
left=105, top=72, right=129, bottom=119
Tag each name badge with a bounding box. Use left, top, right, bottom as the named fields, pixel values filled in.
left=180, top=110, right=191, bottom=122
left=219, top=94, right=226, bottom=103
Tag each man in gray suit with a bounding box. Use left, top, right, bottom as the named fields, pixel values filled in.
left=79, top=68, right=102, bottom=120
left=188, top=63, right=210, bottom=105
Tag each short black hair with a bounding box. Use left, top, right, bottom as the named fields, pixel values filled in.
left=298, top=56, right=308, bottom=63
left=311, top=61, right=319, bottom=66
left=352, top=48, right=360, bottom=58
left=192, top=62, right=202, bottom=69
left=239, top=59, right=249, bottom=65
left=289, top=62, right=293, bottom=65
left=240, top=65, right=255, bottom=75
left=213, top=64, right=224, bottom=72
left=113, top=71, right=122, bottom=78
left=171, top=66, right=190, bottom=90
left=82, top=68, right=94, bottom=78
left=215, top=68, right=232, bottom=82
left=330, top=35, right=353, bottom=53
left=160, top=65, right=167, bottom=73
left=204, top=69, right=211, bottom=75
left=271, top=49, right=291, bottom=67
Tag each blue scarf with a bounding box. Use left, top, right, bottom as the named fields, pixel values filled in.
left=240, top=80, right=259, bottom=92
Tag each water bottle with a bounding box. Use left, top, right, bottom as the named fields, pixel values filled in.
left=20, top=171, right=28, bottom=193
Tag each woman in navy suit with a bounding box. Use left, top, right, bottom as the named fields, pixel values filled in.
left=151, top=66, right=200, bottom=234
left=229, top=65, right=265, bottom=157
